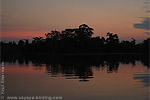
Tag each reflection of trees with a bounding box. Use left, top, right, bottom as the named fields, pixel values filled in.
left=45, top=63, right=94, bottom=82
left=74, top=64, right=93, bottom=82
left=140, top=55, right=149, bottom=67
left=106, top=62, right=119, bottom=73
left=1, top=54, right=149, bottom=82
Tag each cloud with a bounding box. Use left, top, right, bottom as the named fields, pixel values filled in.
left=133, top=17, right=150, bottom=30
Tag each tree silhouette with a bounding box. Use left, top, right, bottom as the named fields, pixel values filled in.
left=0, top=24, right=149, bottom=56
left=77, top=24, right=94, bottom=40
left=18, top=40, right=25, bottom=46
left=32, top=37, right=43, bottom=44
left=60, top=24, right=94, bottom=41
left=106, top=32, right=119, bottom=44
left=45, top=30, right=61, bottom=41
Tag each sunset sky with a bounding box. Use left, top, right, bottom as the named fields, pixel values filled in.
left=1, top=0, right=150, bottom=42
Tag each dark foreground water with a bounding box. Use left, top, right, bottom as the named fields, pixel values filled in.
left=0, top=54, right=150, bottom=100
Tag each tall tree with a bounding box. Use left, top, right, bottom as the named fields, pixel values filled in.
left=45, top=30, right=61, bottom=41
left=106, top=32, right=119, bottom=44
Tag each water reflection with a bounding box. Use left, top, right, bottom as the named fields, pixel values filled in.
left=2, top=54, right=149, bottom=82
left=134, top=74, right=150, bottom=87
left=45, top=63, right=94, bottom=82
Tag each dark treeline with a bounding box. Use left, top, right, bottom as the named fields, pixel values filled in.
left=1, top=24, right=149, bottom=56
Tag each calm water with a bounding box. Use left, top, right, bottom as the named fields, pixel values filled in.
left=1, top=55, right=150, bottom=100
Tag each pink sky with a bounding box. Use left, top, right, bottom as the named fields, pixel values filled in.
left=1, top=0, right=149, bottom=42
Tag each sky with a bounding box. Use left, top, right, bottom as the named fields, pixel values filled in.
left=1, top=0, right=150, bottom=42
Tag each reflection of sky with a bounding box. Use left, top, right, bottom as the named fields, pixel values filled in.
left=1, top=0, right=149, bottom=41
left=4, top=61, right=149, bottom=100
left=134, top=74, right=150, bottom=87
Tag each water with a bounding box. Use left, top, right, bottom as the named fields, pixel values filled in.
left=1, top=54, right=150, bottom=100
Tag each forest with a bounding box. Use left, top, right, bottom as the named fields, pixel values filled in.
left=1, top=24, right=149, bottom=57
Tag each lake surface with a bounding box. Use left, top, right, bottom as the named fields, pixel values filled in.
left=1, top=54, right=150, bottom=100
